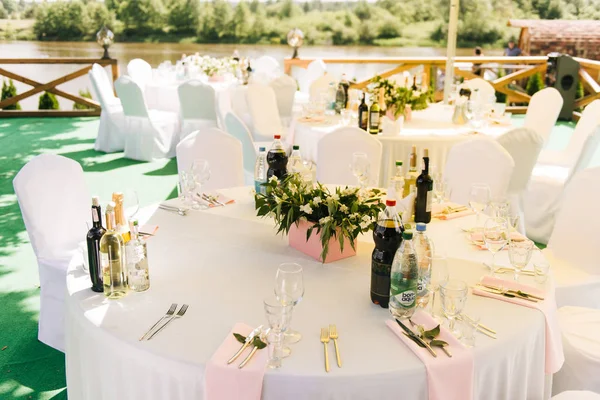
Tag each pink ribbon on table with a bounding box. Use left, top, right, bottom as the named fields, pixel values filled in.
left=204, top=323, right=268, bottom=400
left=386, top=311, right=474, bottom=400
left=472, top=276, right=564, bottom=374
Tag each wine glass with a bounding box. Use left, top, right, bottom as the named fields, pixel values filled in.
left=340, top=109, right=352, bottom=126
left=493, top=199, right=520, bottom=232
left=433, top=174, right=447, bottom=204
left=508, top=240, right=534, bottom=281
left=426, top=251, right=449, bottom=322
left=483, top=217, right=509, bottom=274
left=192, top=159, right=211, bottom=206
left=275, top=263, right=304, bottom=344
left=350, top=152, right=370, bottom=190
left=263, top=296, right=293, bottom=369
left=440, top=280, right=468, bottom=337
left=469, top=183, right=491, bottom=227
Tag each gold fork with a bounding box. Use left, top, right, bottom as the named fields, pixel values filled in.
left=329, top=324, right=342, bottom=368
left=320, top=327, right=330, bottom=373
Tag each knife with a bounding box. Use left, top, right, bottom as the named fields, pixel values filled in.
left=481, top=283, right=544, bottom=301
left=227, top=325, right=263, bottom=364
left=475, top=285, right=538, bottom=303
left=395, top=318, right=437, bottom=358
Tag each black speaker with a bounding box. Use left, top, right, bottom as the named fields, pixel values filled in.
left=545, top=53, right=580, bottom=120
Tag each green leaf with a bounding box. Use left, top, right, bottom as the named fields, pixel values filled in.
left=423, top=325, right=440, bottom=339
left=252, top=336, right=267, bottom=349
left=233, top=333, right=246, bottom=344
left=429, top=339, right=449, bottom=348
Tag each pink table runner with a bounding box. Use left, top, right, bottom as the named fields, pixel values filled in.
left=472, top=276, right=564, bottom=373
left=386, top=311, right=474, bottom=400
left=205, top=322, right=268, bottom=400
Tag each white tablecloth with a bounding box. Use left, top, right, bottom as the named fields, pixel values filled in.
left=294, top=104, right=513, bottom=186
left=66, top=187, right=553, bottom=400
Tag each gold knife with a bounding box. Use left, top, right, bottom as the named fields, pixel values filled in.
left=480, top=283, right=544, bottom=301
left=238, top=346, right=259, bottom=369
left=227, top=325, right=262, bottom=364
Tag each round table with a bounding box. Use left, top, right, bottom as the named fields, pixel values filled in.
left=65, top=187, right=552, bottom=400
left=293, top=104, right=513, bottom=187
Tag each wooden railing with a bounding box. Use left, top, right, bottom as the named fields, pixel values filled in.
left=285, top=56, right=600, bottom=117
left=0, top=58, right=119, bottom=117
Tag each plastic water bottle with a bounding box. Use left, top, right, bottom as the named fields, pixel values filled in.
left=287, top=145, right=303, bottom=174
left=389, top=230, right=418, bottom=319
left=414, top=223, right=433, bottom=308
left=254, top=146, right=267, bottom=195
left=388, top=160, right=405, bottom=201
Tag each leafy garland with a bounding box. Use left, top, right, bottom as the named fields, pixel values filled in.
left=255, top=174, right=386, bottom=262
left=369, top=75, right=432, bottom=117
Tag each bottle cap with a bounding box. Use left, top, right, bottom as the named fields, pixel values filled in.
left=293, top=145, right=299, bottom=150
left=403, top=231, right=413, bottom=240
left=274, top=134, right=281, bottom=139
left=424, top=148, right=429, bottom=158
left=92, top=196, right=100, bottom=206
left=385, top=199, right=396, bottom=207
left=395, top=160, right=403, bottom=166
left=106, top=201, right=115, bottom=211
left=259, top=146, right=266, bottom=151
left=416, top=222, right=426, bottom=232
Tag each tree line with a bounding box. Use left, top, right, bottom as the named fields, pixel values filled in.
left=2, top=0, right=599, bottom=47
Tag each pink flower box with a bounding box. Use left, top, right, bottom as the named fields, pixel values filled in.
left=288, top=220, right=357, bottom=263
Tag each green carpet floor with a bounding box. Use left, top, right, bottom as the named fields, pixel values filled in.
left=0, top=115, right=580, bottom=399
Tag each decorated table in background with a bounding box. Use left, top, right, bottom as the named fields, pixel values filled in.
left=65, top=187, right=552, bottom=400
left=293, top=104, right=514, bottom=187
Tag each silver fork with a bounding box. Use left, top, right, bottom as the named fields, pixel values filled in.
left=159, top=204, right=188, bottom=216
left=139, top=303, right=177, bottom=341
left=147, top=304, right=189, bottom=340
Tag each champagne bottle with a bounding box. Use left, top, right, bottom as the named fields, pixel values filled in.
left=368, top=98, right=380, bottom=135
left=112, top=192, right=131, bottom=243
left=86, top=196, right=106, bottom=293
left=403, top=145, right=419, bottom=198
left=414, top=149, right=433, bottom=223
left=100, top=202, right=127, bottom=299
left=411, top=76, right=418, bottom=91
left=358, top=92, right=368, bottom=131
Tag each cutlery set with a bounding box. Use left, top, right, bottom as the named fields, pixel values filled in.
left=228, top=325, right=264, bottom=369
left=158, top=204, right=189, bottom=216
left=200, top=193, right=226, bottom=207
left=457, top=314, right=497, bottom=339
left=320, top=324, right=342, bottom=372
left=474, top=283, right=543, bottom=303
left=396, top=318, right=440, bottom=358
left=139, top=303, right=189, bottom=341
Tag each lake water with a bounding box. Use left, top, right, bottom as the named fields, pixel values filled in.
left=0, top=41, right=502, bottom=110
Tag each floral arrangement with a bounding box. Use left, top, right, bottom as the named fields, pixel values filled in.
left=255, top=174, right=385, bottom=262
left=369, top=75, right=431, bottom=118
left=187, top=54, right=239, bottom=77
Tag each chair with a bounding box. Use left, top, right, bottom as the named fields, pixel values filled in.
left=523, top=88, right=563, bottom=143
left=444, top=138, right=514, bottom=206
left=127, top=58, right=153, bottom=90
left=309, top=73, right=337, bottom=102
left=224, top=112, right=262, bottom=184
left=316, top=127, right=382, bottom=186
left=13, top=154, right=90, bottom=352
left=523, top=103, right=600, bottom=244
left=496, top=127, right=544, bottom=232
left=175, top=128, right=244, bottom=191
left=552, top=392, right=600, bottom=400
left=541, top=166, right=600, bottom=309
left=177, top=80, right=218, bottom=141
left=462, top=78, right=495, bottom=101
left=269, top=74, right=297, bottom=121
left=552, top=307, right=600, bottom=395
left=298, top=59, right=327, bottom=93
left=89, top=64, right=125, bottom=153
left=252, top=56, right=279, bottom=77
left=115, top=76, right=179, bottom=161
left=246, top=84, right=284, bottom=142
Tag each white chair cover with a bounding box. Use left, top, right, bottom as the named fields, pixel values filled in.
left=175, top=128, right=244, bottom=191
left=89, top=64, right=125, bottom=153
left=299, top=59, right=327, bottom=93
left=309, top=73, right=337, bottom=102
left=553, top=392, right=600, bottom=400
left=552, top=307, right=600, bottom=395
left=462, top=78, right=496, bottom=101
left=246, top=84, right=284, bottom=142
left=252, top=56, right=279, bottom=76
left=269, top=74, right=297, bottom=120
left=127, top=58, right=153, bottom=90
left=177, top=80, right=218, bottom=140
left=523, top=87, right=563, bottom=143
left=444, top=138, right=514, bottom=206
left=224, top=112, right=258, bottom=183
left=115, top=76, right=179, bottom=161
left=13, top=154, right=90, bottom=352
left=316, top=127, right=382, bottom=186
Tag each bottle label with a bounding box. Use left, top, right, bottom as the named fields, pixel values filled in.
left=370, top=112, right=380, bottom=126
left=390, top=277, right=417, bottom=309
left=426, top=190, right=433, bottom=212
left=360, top=112, right=368, bottom=129
left=92, top=207, right=99, bottom=222
left=417, top=277, right=429, bottom=297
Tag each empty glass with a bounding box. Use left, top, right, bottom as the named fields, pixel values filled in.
left=508, top=240, right=534, bottom=281
left=264, top=296, right=293, bottom=369
left=340, top=109, right=352, bottom=126
left=426, top=251, right=449, bottom=322
left=469, top=183, right=491, bottom=227
left=179, top=170, right=197, bottom=208
left=460, top=313, right=480, bottom=347
left=433, top=174, right=448, bottom=204
left=440, top=280, right=468, bottom=337
left=350, top=152, right=370, bottom=190
left=192, top=158, right=211, bottom=207
left=534, top=260, right=550, bottom=284
left=483, top=217, right=509, bottom=274
left=275, top=263, right=304, bottom=344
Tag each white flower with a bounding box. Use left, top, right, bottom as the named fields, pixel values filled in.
left=300, top=204, right=313, bottom=215
left=274, top=196, right=282, bottom=204
left=342, top=188, right=356, bottom=196
left=329, top=193, right=340, bottom=201
left=312, top=196, right=322, bottom=205
left=269, top=176, right=278, bottom=183
left=360, top=220, right=372, bottom=229
left=289, top=184, right=297, bottom=195
left=413, top=90, right=422, bottom=97
left=361, top=215, right=372, bottom=222
left=339, top=204, right=349, bottom=213
left=350, top=213, right=360, bottom=220
left=281, top=193, right=288, bottom=200
left=319, top=216, right=332, bottom=225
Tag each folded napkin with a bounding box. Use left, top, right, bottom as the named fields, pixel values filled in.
left=472, top=276, right=564, bottom=373
left=386, top=311, right=474, bottom=400
left=432, top=202, right=475, bottom=220
left=205, top=322, right=269, bottom=400
left=468, top=231, right=529, bottom=250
